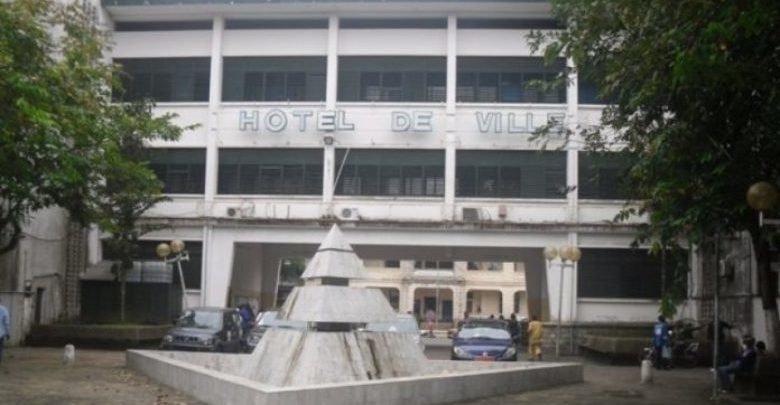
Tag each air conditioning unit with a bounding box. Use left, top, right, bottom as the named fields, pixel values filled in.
left=462, top=207, right=480, bottom=222
left=339, top=207, right=360, bottom=220
left=226, top=206, right=241, bottom=218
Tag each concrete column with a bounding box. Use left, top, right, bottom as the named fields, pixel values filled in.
left=451, top=285, right=466, bottom=320
left=203, top=229, right=235, bottom=307
left=325, top=16, right=339, bottom=111
left=322, top=144, right=336, bottom=210
left=443, top=15, right=458, bottom=220
left=501, top=288, right=515, bottom=318
left=565, top=57, right=579, bottom=222
left=204, top=17, right=225, bottom=212
left=398, top=282, right=412, bottom=314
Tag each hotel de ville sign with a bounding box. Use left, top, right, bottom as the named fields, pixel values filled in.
left=237, top=109, right=564, bottom=134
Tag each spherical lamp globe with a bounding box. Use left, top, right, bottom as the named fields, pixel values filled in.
left=156, top=242, right=171, bottom=259
left=170, top=239, right=186, bottom=254
left=543, top=246, right=558, bottom=261
left=747, top=181, right=778, bottom=211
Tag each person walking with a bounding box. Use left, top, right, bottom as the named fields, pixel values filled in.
left=425, top=309, right=436, bottom=337
left=652, top=316, right=670, bottom=369
left=508, top=313, right=520, bottom=347
left=528, top=315, right=543, bottom=361
left=0, top=298, right=10, bottom=364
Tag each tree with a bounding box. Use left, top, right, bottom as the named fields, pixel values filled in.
left=0, top=0, right=189, bottom=321
left=95, top=101, right=187, bottom=322
left=532, top=0, right=780, bottom=349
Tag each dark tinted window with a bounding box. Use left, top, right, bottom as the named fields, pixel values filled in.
left=456, top=150, right=566, bottom=198
left=338, top=57, right=447, bottom=102
left=114, top=58, right=210, bottom=102
left=578, top=152, right=633, bottom=200
left=114, top=21, right=212, bottom=31
left=223, top=57, right=326, bottom=102
left=457, top=57, right=565, bottom=103
left=578, top=248, right=682, bottom=299
left=458, top=19, right=561, bottom=29
left=148, top=149, right=206, bottom=194
left=335, top=149, right=445, bottom=197
left=218, top=149, right=323, bottom=195
left=225, top=19, right=328, bottom=29
left=341, top=19, right=447, bottom=29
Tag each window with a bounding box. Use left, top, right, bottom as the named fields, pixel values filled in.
left=341, top=19, right=447, bottom=29
left=223, top=57, right=326, bottom=102
left=114, top=21, right=212, bottom=31
left=338, top=57, right=447, bottom=102
left=114, top=58, right=210, bottom=102
left=148, top=149, right=206, bottom=194
left=457, top=57, right=565, bottom=103
left=456, top=150, right=566, bottom=198
left=458, top=19, right=561, bottom=29
left=414, top=261, right=454, bottom=270
left=384, top=260, right=401, bottom=268
left=578, top=249, right=683, bottom=299
left=102, top=240, right=203, bottom=289
left=218, top=149, right=323, bottom=195
left=578, top=152, right=633, bottom=199
left=335, top=150, right=445, bottom=197
left=225, top=19, right=328, bottom=29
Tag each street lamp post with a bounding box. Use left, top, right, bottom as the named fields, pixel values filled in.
left=544, top=245, right=581, bottom=359
left=156, top=240, right=190, bottom=312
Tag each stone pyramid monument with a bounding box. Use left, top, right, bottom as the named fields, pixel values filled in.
left=241, top=225, right=427, bottom=387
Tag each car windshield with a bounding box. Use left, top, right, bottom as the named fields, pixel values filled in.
left=255, top=311, right=307, bottom=330
left=366, top=317, right=419, bottom=333
left=457, top=327, right=510, bottom=340
left=177, top=310, right=222, bottom=329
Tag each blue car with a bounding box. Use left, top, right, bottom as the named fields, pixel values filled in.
left=451, top=320, right=517, bottom=361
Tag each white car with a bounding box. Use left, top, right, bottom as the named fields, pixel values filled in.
left=366, top=313, right=425, bottom=351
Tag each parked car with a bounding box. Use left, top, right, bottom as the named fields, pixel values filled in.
left=365, top=313, right=426, bottom=351
left=451, top=320, right=516, bottom=361
left=245, top=311, right=308, bottom=352
left=161, top=307, right=243, bottom=353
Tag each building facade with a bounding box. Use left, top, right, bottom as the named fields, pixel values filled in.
left=90, top=0, right=699, bottom=330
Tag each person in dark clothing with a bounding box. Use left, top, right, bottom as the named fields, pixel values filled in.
left=717, top=335, right=757, bottom=392
left=508, top=314, right=520, bottom=345
left=653, top=316, right=670, bottom=369
left=238, top=304, right=255, bottom=337
left=707, top=319, right=732, bottom=366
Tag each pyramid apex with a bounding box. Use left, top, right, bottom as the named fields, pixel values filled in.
left=300, top=225, right=363, bottom=280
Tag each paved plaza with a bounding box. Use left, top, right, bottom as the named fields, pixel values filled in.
left=0, top=345, right=766, bottom=405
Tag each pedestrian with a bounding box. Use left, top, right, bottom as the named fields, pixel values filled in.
left=508, top=313, right=519, bottom=346
left=652, top=316, right=670, bottom=369
left=717, top=335, right=757, bottom=393
left=0, top=298, right=9, bottom=364
left=756, top=341, right=766, bottom=356
left=425, top=309, right=436, bottom=337
left=238, top=304, right=254, bottom=337
left=528, top=315, right=543, bottom=361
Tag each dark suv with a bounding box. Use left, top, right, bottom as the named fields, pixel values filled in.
left=161, top=307, right=243, bottom=352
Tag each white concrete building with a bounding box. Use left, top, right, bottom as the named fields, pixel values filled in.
left=90, top=0, right=699, bottom=332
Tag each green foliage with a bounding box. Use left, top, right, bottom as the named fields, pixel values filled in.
left=532, top=1, right=780, bottom=318
left=0, top=0, right=188, bottom=256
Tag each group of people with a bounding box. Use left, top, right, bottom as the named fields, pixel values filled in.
left=653, top=315, right=768, bottom=393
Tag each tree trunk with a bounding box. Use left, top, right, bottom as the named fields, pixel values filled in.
left=754, top=233, right=780, bottom=351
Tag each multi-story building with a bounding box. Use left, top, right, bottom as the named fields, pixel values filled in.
left=90, top=0, right=699, bottom=334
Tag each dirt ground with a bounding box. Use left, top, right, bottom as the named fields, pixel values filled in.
left=0, top=347, right=201, bottom=405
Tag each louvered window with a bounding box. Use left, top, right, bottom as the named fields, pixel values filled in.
left=578, top=249, right=683, bottom=299
left=335, top=150, right=445, bottom=197
left=148, top=149, right=206, bottom=194
left=456, top=150, right=566, bottom=198
left=578, top=153, right=632, bottom=199
left=114, top=58, right=210, bottom=102
left=218, top=149, right=323, bottom=195
left=457, top=57, right=566, bottom=103
left=222, top=57, right=326, bottom=102
left=339, top=57, right=447, bottom=102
